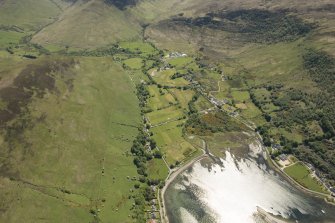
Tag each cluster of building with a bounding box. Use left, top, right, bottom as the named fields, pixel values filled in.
left=271, top=143, right=282, bottom=152
left=306, top=163, right=335, bottom=197
left=147, top=196, right=159, bottom=223
left=209, top=96, right=227, bottom=107
left=166, top=52, right=187, bottom=58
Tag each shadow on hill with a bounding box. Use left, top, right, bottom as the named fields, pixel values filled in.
left=104, top=0, right=138, bottom=10
left=169, top=9, right=314, bottom=43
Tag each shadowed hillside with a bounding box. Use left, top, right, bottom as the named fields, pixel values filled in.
left=105, top=0, right=138, bottom=10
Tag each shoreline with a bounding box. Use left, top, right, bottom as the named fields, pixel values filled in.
left=256, top=207, right=292, bottom=223
left=159, top=151, right=208, bottom=223
left=264, top=149, right=334, bottom=204
left=158, top=134, right=334, bottom=223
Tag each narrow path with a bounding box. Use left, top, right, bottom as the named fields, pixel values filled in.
left=8, top=177, right=89, bottom=207
left=126, top=70, right=136, bottom=88
left=150, top=117, right=182, bottom=128
left=208, top=74, right=225, bottom=96
left=49, top=0, right=64, bottom=11
left=155, top=145, right=170, bottom=173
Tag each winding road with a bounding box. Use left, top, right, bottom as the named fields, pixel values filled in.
left=159, top=142, right=208, bottom=223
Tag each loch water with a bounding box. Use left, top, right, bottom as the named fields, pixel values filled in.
left=165, top=149, right=335, bottom=223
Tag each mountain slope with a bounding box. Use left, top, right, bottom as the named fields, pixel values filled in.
left=32, top=0, right=142, bottom=49
left=0, top=56, right=141, bottom=223
left=0, top=0, right=62, bottom=31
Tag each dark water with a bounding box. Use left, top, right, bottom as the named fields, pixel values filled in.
left=165, top=150, right=335, bottom=223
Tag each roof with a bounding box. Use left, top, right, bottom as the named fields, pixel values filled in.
left=278, top=154, right=287, bottom=161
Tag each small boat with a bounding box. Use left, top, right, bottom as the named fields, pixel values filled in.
left=321, top=209, right=326, bottom=214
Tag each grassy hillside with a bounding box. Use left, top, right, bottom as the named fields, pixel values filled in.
left=0, top=0, right=61, bottom=31
left=0, top=55, right=141, bottom=222
left=32, top=0, right=142, bottom=49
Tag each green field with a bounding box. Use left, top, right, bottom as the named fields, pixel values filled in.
left=119, top=41, right=157, bottom=56
left=195, top=96, right=212, bottom=111
left=146, top=106, right=184, bottom=125
left=231, top=90, right=250, bottom=102
left=0, top=31, right=26, bottom=47
left=169, top=88, right=195, bottom=110
left=147, top=158, right=169, bottom=180
left=268, top=126, right=304, bottom=144
left=147, top=85, right=176, bottom=110
left=239, top=102, right=265, bottom=125
left=129, top=70, right=150, bottom=85
left=124, top=57, right=143, bottom=69
left=212, top=81, right=230, bottom=100
left=152, top=69, right=189, bottom=87
left=167, top=56, right=193, bottom=68
left=151, top=120, right=197, bottom=165
left=284, top=162, right=328, bottom=194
